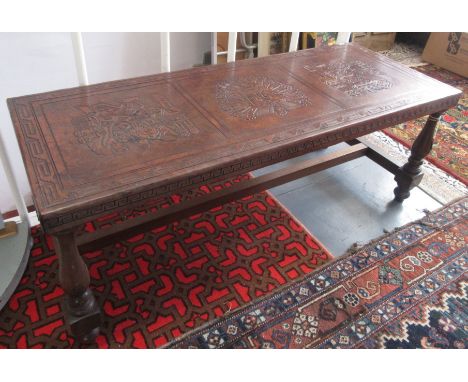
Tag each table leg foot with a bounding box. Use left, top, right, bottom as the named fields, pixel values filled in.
left=394, top=169, right=424, bottom=202
left=53, top=230, right=101, bottom=343
left=393, top=112, right=442, bottom=202
left=63, top=288, right=101, bottom=343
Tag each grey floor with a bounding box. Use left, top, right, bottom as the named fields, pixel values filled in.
left=253, top=143, right=442, bottom=257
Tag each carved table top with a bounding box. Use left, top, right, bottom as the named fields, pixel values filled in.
left=7, top=44, right=462, bottom=231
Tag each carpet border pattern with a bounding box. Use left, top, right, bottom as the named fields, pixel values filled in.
left=167, top=198, right=468, bottom=348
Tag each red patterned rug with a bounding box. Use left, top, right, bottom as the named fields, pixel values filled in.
left=169, top=197, right=468, bottom=349
left=0, top=174, right=333, bottom=348
left=385, top=64, right=467, bottom=185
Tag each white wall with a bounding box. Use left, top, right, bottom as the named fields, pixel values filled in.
left=0, top=32, right=211, bottom=213
left=82, top=33, right=162, bottom=83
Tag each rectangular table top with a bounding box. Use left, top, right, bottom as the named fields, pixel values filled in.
left=7, top=43, right=462, bottom=231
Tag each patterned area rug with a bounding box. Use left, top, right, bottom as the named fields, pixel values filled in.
left=362, top=132, right=467, bottom=205
left=0, top=174, right=333, bottom=348
left=385, top=65, right=467, bottom=185
left=380, top=42, right=426, bottom=67
left=168, top=198, right=468, bottom=349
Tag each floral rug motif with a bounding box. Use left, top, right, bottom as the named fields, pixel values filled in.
left=168, top=198, right=468, bottom=349
left=385, top=65, right=467, bottom=185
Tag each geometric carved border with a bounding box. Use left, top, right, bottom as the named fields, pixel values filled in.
left=39, top=93, right=460, bottom=231
left=13, top=102, right=63, bottom=206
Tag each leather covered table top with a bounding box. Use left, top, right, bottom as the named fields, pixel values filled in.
left=7, top=43, right=461, bottom=230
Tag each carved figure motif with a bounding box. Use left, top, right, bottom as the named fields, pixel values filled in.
left=216, top=76, right=311, bottom=120
left=304, top=60, right=392, bottom=96
left=72, top=98, right=197, bottom=155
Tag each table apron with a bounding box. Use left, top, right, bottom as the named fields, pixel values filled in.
left=76, top=143, right=369, bottom=253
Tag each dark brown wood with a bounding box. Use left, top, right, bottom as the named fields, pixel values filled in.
left=7, top=43, right=462, bottom=341
left=347, top=137, right=402, bottom=174
left=7, top=43, right=461, bottom=232
left=394, top=112, right=442, bottom=201
left=52, top=231, right=100, bottom=342
left=77, top=143, right=368, bottom=253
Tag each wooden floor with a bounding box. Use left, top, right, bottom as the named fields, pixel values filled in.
left=254, top=143, right=442, bottom=257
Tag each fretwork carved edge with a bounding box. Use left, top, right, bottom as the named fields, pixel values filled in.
left=12, top=91, right=458, bottom=213
left=39, top=94, right=460, bottom=232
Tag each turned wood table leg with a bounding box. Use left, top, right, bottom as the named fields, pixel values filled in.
left=393, top=112, right=442, bottom=202
left=53, top=230, right=101, bottom=343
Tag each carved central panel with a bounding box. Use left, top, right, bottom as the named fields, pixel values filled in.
left=71, top=98, right=198, bottom=155
left=216, top=76, right=311, bottom=121
left=304, top=60, right=392, bottom=96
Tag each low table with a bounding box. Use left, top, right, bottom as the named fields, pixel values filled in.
left=7, top=43, right=461, bottom=342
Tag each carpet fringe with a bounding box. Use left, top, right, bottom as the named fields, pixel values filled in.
left=343, top=196, right=467, bottom=257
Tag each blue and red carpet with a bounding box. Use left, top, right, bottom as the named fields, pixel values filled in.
left=169, top=198, right=468, bottom=349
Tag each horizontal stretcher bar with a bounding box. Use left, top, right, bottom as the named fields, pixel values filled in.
left=77, top=143, right=368, bottom=253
